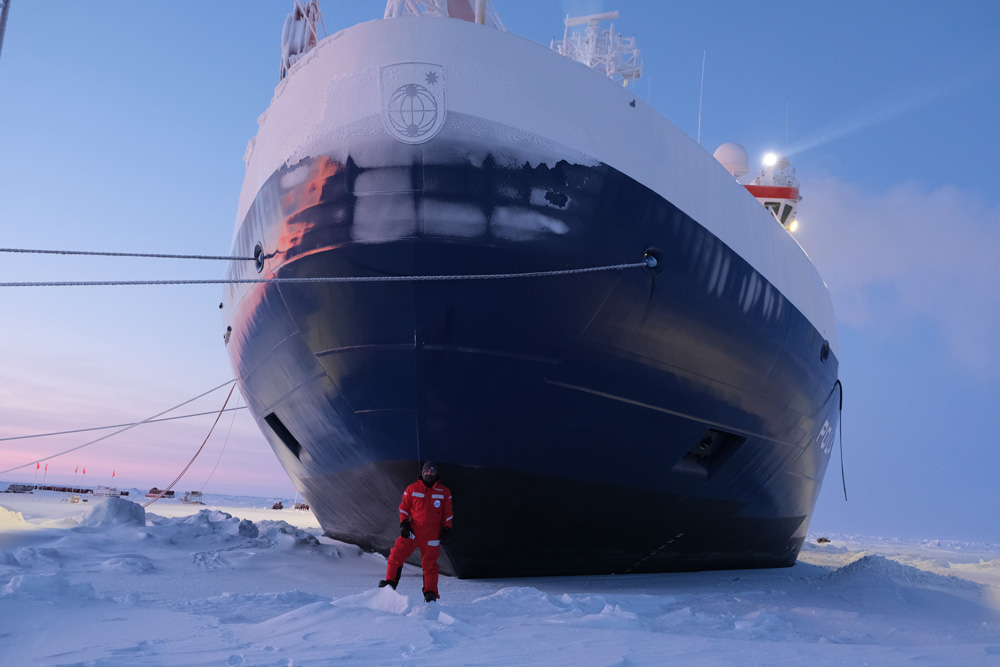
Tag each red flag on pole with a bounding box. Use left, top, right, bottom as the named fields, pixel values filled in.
left=36, top=462, right=40, bottom=470
left=112, top=470, right=116, bottom=478
left=83, top=467, right=86, bottom=475
left=75, top=465, right=79, bottom=473
left=45, top=463, right=48, bottom=472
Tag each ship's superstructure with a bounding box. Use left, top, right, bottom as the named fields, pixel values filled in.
left=222, top=1, right=840, bottom=577
left=551, top=11, right=642, bottom=87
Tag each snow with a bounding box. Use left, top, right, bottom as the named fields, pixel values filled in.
left=1, top=490, right=998, bottom=665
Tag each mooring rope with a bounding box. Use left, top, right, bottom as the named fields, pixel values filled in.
left=198, top=393, right=242, bottom=493
left=143, top=384, right=236, bottom=507
left=0, top=247, right=253, bottom=261
left=836, top=379, right=847, bottom=502
left=0, top=261, right=649, bottom=288
left=0, top=380, right=237, bottom=476
left=0, top=407, right=248, bottom=442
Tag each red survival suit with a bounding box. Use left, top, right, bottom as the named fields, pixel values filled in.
left=385, top=476, right=453, bottom=597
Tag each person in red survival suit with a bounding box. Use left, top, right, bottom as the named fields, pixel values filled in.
left=379, top=461, right=453, bottom=602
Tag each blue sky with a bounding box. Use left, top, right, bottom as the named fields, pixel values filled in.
left=1, top=1, right=998, bottom=541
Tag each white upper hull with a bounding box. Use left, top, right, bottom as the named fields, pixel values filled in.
left=237, top=15, right=837, bottom=353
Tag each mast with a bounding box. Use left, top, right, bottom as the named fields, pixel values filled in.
left=0, top=0, right=11, bottom=62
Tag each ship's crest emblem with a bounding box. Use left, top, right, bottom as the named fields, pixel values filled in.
left=380, top=63, right=446, bottom=144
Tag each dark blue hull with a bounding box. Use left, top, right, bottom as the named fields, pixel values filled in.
left=223, top=142, right=840, bottom=577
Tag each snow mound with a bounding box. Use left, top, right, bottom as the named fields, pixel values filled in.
left=14, top=546, right=61, bottom=564
left=732, top=609, right=791, bottom=640
left=972, top=559, right=1000, bottom=570
left=835, top=554, right=921, bottom=580
left=176, top=509, right=237, bottom=527
left=193, top=551, right=231, bottom=570
left=248, top=599, right=344, bottom=638
left=237, top=518, right=258, bottom=538
left=333, top=586, right=411, bottom=615
left=79, top=497, right=146, bottom=527
left=256, top=520, right=320, bottom=547
left=829, top=554, right=978, bottom=593
left=181, top=591, right=328, bottom=624
left=0, top=551, right=19, bottom=566
left=554, top=602, right=642, bottom=630
left=100, top=553, right=156, bottom=574
left=0, top=506, right=26, bottom=529
left=472, top=586, right=566, bottom=615
left=407, top=601, right=459, bottom=625
left=147, top=509, right=252, bottom=543
left=2, top=573, right=95, bottom=600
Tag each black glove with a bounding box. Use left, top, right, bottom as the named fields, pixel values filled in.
left=400, top=520, right=412, bottom=539
left=439, top=526, right=452, bottom=544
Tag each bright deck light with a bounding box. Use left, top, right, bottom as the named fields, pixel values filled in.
left=763, top=153, right=778, bottom=167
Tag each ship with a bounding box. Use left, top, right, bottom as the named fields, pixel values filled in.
left=221, top=0, right=841, bottom=578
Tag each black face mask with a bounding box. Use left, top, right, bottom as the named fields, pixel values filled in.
left=421, top=472, right=437, bottom=486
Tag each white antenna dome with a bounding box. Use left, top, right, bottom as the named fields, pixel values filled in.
left=713, top=143, right=749, bottom=179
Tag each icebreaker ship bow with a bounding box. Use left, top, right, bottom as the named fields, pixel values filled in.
left=221, top=0, right=840, bottom=577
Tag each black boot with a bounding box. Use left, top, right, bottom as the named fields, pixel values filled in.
left=423, top=590, right=438, bottom=603
left=379, top=565, right=402, bottom=590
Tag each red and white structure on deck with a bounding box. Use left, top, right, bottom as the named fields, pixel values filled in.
left=714, top=142, right=802, bottom=233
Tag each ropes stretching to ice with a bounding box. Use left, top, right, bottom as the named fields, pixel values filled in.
left=198, top=393, right=242, bottom=493
left=0, top=261, right=649, bottom=288
left=0, top=380, right=237, bottom=476
left=0, top=407, right=248, bottom=442
left=143, top=384, right=236, bottom=507
left=0, top=247, right=253, bottom=261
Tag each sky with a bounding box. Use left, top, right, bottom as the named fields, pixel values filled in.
left=1, top=1, right=999, bottom=542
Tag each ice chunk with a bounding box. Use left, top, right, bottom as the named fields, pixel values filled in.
left=78, top=497, right=146, bottom=527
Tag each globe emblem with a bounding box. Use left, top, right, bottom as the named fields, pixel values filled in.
left=387, top=83, right=438, bottom=139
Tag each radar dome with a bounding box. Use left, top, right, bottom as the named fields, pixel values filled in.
left=713, top=143, right=749, bottom=179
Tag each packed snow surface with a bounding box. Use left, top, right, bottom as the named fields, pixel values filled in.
left=1, top=490, right=998, bottom=665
